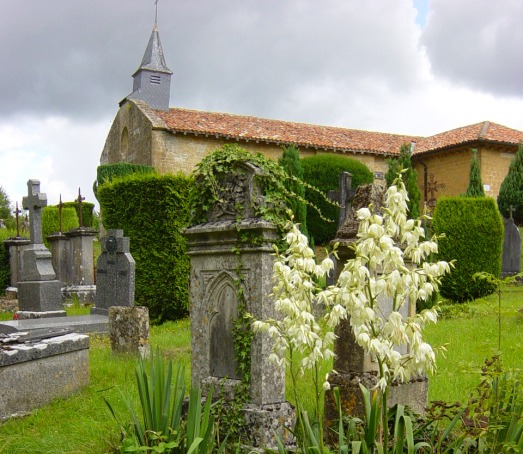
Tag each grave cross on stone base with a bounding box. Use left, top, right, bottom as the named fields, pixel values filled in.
left=22, top=180, right=47, bottom=244
left=327, top=172, right=355, bottom=230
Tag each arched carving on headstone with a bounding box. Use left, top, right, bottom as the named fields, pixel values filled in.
left=206, top=271, right=241, bottom=379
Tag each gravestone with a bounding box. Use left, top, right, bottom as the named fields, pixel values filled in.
left=185, top=162, right=295, bottom=448
left=0, top=331, right=90, bottom=420
left=324, top=184, right=428, bottom=428
left=91, top=229, right=135, bottom=315
left=17, top=180, right=65, bottom=318
left=502, top=207, right=521, bottom=277
left=327, top=171, right=355, bottom=231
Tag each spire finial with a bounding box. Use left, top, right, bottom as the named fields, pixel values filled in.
left=154, top=0, right=159, bottom=25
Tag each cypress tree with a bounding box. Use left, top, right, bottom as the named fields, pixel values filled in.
left=385, top=143, right=421, bottom=218
left=279, top=144, right=308, bottom=237
left=465, top=149, right=485, bottom=197
left=498, top=141, right=523, bottom=224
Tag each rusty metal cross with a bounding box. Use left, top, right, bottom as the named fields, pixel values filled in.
left=426, top=173, right=445, bottom=209
left=76, top=188, right=85, bottom=227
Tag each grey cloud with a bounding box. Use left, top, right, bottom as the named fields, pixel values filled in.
left=0, top=0, right=425, bottom=126
left=421, top=0, right=523, bottom=96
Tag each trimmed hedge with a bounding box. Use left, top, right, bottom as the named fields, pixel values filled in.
left=93, top=162, right=156, bottom=201
left=301, top=154, right=374, bottom=244
left=497, top=142, right=523, bottom=224
left=42, top=207, right=79, bottom=246
left=98, top=173, right=193, bottom=323
left=432, top=197, right=503, bottom=302
left=0, top=229, right=18, bottom=290
left=61, top=201, right=95, bottom=228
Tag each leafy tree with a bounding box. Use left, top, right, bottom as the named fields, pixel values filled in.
left=278, top=144, right=308, bottom=238
left=385, top=143, right=421, bottom=218
left=465, top=149, right=485, bottom=197
left=497, top=141, right=523, bottom=224
left=0, top=186, right=14, bottom=228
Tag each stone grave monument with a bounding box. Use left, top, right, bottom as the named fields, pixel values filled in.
left=3, top=202, right=30, bottom=297
left=324, top=183, right=428, bottom=427
left=502, top=206, right=521, bottom=277
left=185, top=162, right=295, bottom=448
left=91, top=229, right=135, bottom=315
left=17, top=180, right=65, bottom=319
left=0, top=328, right=90, bottom=420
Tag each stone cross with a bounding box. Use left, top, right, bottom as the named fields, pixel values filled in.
left=22, top=179, right=47, bottom=244
left=327, top=172, right=355, bottom=230
left=509, top=205, right=515, bottom=220
left=76, top=188, right=85, bottom=227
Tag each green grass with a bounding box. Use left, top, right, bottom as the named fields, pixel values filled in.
left=0, top=286, right=522, bottom=452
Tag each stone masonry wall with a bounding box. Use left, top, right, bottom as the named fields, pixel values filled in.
left=100, top=102, right=153, bottom=166
left=479, top=145, right=515, bottom=198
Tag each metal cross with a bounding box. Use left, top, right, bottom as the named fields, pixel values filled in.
left=327, top=172, right=355, bottom=230
left=426, top=173, right=445, bottom=209
left=15, top=201, right=21, bottom=237
left=58, top=194, right=64, bottom=233
left=76, top=188, right=85, bottom=227
left=22, top=179, right=47, bottom=244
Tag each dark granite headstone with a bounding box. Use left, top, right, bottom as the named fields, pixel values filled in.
left=91, top=229, right=135, bottom=315
left=502, top=215, right=521, bottom=277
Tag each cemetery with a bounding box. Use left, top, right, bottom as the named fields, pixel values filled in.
left=0, top=144, right=523, bottom=453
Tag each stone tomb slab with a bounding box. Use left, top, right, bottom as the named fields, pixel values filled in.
left=0, top=314, right=109, bottom=335
left=0, top=332, right=90, bottom=420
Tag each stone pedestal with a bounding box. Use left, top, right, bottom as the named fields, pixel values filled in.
left=109, top=306, right=149, bottom=358
left=3, top=237, right=30, bottom=294
left=63, top=227, right=97, bottom=304
left=17, top=244, right=65, bottom=318
left=47, top=233, right=69, bottom=285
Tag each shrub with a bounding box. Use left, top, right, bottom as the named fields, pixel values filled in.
left=0, top=229, right=18, bottom=290
left=385, top=143, right=421, bottom=218
left=464, top=148, right=485, bottom=197
left=42, top=206, right=79, bottom=246
left=497, top=141, right=523, bottom=224
left=432, top=197, right=503, bottom=302
left=278, top=144, right=308, bottom=238
left=301, top=154, right=374, bottom=244
left=98, top=173, right=193, bottom=323
left=61, top=201, right=95, bottom=228
left=93, top=162, right=157, bottom=201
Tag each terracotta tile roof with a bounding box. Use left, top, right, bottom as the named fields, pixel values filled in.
left=137, top=101, right=523, bottom=156
left=415, top=121, right=523, bottom=154
left=154, top=107, right=420, bottom=156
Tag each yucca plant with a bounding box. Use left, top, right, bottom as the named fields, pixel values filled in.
left=106, top=348, right=220, bottom=453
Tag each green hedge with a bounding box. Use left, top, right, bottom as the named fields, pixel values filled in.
left=93, top=162, right=156, bottom=201
left=61, top=201, right=95, bottom=228
left=98, top=173, right=193, bottom=323
left=0, top=229, right=18, bottom=291
left=432, top=197, right=504, bottom=302
left=42, top=207, right=79, bottom=246
left=301, top=154, right=374, bottom=244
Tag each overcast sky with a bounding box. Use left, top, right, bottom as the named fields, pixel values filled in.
left=1, top=0, right=523, bottom=214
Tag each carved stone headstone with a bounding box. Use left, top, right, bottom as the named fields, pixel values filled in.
left=327, top=171, right=355, bottom=230
left=91, top=229, right=135, bottom=315
left=502, top=208, right=521, bottom=277
left=186, top=162, right=295, bottom=449
left=17, top=180, right=65, bottom=318
left=324, top=184, right=428, bottom=429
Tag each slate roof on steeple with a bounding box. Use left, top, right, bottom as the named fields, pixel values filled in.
left=133, top=22, right=172, bottom=76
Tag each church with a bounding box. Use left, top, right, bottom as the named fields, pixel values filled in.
left=100, top=20, right=523, bottom=211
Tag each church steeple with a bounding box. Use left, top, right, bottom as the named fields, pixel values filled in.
left=124, top=14, right=172, bottom=111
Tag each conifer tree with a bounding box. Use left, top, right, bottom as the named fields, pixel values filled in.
left=465, top=149, right=485, bottom=197
left=498, top=141, right=523, bottom=224
left=279, top=144, right=308, bottom=237
left=385, top=143, right=421, bottom=218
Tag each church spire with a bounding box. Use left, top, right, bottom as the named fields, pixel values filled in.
left=124, top=7, right=172, bottom=111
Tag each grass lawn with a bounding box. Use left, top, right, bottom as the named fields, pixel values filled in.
left=0, top=286, right=522, bottom=452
